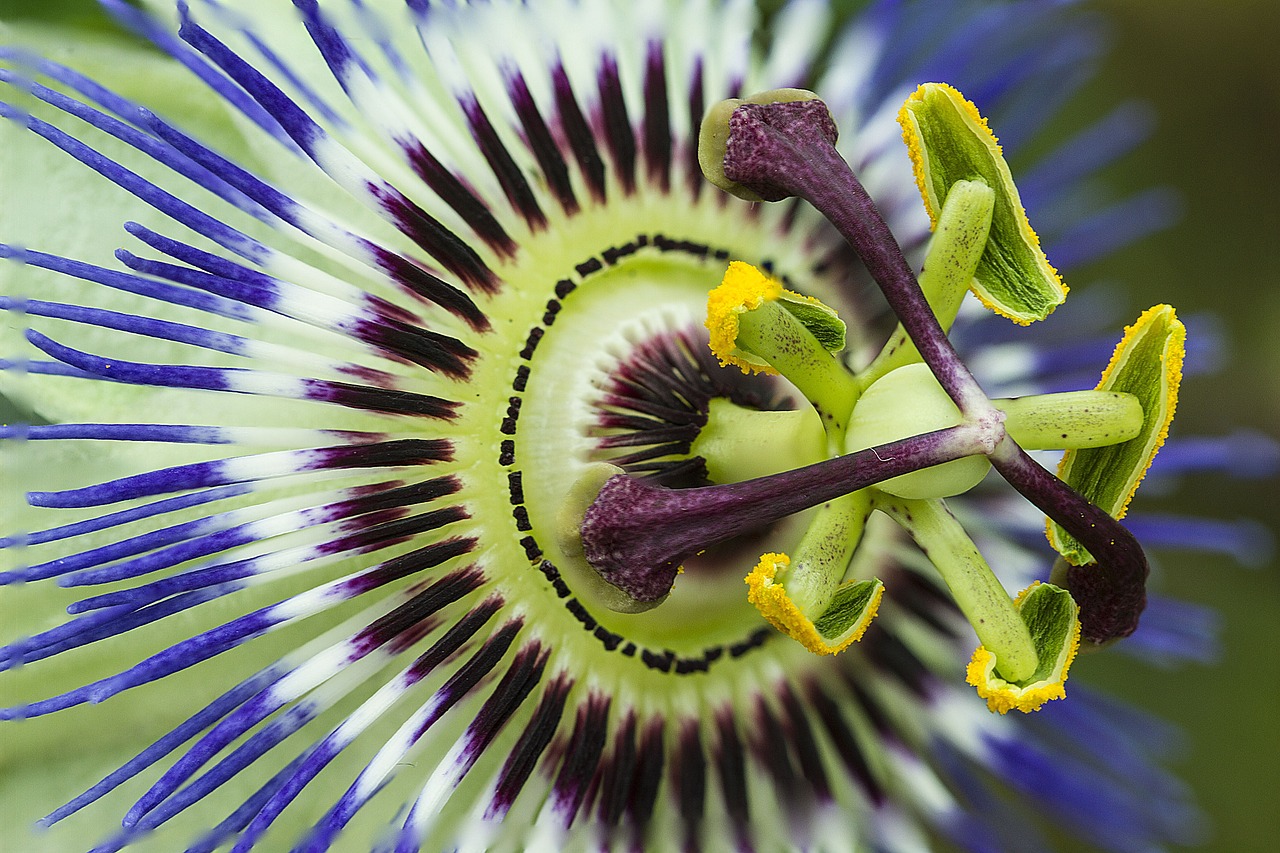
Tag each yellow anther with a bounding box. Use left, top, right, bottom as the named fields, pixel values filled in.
left=1085, top=304, right=1184, bottom=520
left=706, top=261, right=784, bottom=374
left=899, top=82, right=1000, bottom=230
left=1049, top=304, right=1185, bottom=563
left=965, top=582, right=1082, bottom=714
left=898, top=82, right=1067, bottom=324
left=745, top=553, right=883, bottom=656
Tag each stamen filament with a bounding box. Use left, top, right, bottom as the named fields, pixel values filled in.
left=996, top=390, right=1143, bottom=450
left=859, top=177, right=995, bottom=386
left=879, top=497, right=1037, bottom=682
left=734, top=300, right=857, bottom=438
left=781, top=491, right=873, bottom=618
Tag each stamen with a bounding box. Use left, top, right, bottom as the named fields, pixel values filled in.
left=897, top=83, right=1067, bottom=325
left=745, top=549, right=883, bottom=656
left=706, top=261, right=855, bottom=435
left=879, top=498, right=1037, bottom=682
left=966, top=582, right=1082, bottom=714
left=1049, top=304, right=1186, bottom=561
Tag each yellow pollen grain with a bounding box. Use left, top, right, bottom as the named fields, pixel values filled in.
left=897, top=92, right=936, bottom=229
left=1013, top=581, right=1039, bottom=607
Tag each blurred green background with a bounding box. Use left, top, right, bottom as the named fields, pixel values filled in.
left=1073, top=3, right=1280, bottom=851
left=1075, top=3, right=1274, bottom=845
left=1, top=1, right=1276, bottom=851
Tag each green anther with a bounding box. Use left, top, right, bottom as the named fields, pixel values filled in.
left=746, top=550, right=885, bottom=657
left=775, top=291, right=847, bottom=355
left=707, top=262, right=858, bottom=446
left=745, top=489, right=883, bottom=658
left=1050, top=304, right=1186, bottom=563
left=899, top=83, right=1067, bottom=324
left=968, top=581, right=1082, bottom=714
left=881, top=497, right=1038, bottom=682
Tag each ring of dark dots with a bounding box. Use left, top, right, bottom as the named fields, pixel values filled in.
left=500, top=234, right=775, bottom=674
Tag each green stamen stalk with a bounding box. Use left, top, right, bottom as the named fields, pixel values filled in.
left=733, top=300, right=858, bottom=439
left=859, top=178, right=995, bottom=387
left=881, top=497, right=1038, bottom=682
left=997, top=390, right=1144, bottom=450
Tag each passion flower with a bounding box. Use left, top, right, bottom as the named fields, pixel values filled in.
left=0, top=2, right=1264, bottom=852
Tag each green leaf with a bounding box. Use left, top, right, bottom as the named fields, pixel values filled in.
left=898, top=82, right=1067, bottom=324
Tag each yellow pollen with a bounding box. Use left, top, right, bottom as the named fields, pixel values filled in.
left=898, top=82, right=998, bottom=229
left=706, top=261, right=784, bottom=374
left=966, top=583, right=1083, bottom=714
left=745, top=553, right=882, bottom=656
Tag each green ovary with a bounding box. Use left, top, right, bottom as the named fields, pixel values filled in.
left=846, top=363, right=991, bottom=500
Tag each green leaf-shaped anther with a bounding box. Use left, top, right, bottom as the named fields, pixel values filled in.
left=898, top=82, right=1067, bottom=324
left=1049, top=305, right=1185, bottom=564
left=967, top=582, right=1082, bottom=714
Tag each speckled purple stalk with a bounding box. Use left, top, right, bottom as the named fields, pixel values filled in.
left=580, top=424, right=992, bottom=605
left=722, top=99, right=984, bottom=412
left=989, top=437, right=1147, bottom=644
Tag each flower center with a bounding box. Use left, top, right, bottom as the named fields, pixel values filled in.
left=489, top=229, right=870, bottom=659
left=553, top=86, right=1183, bottom=712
